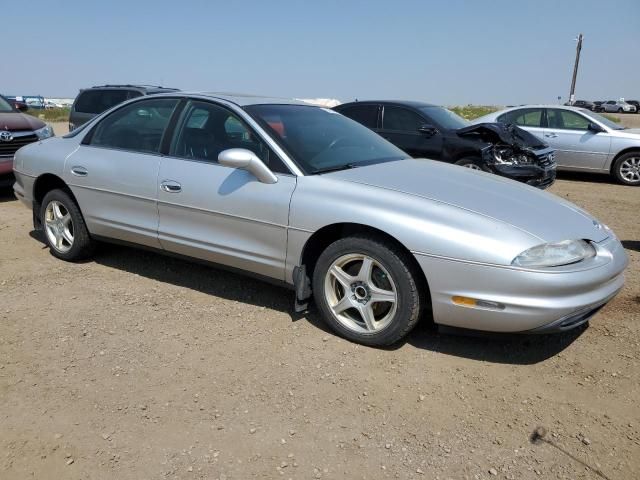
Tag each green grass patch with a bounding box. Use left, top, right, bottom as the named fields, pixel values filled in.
left=449, top=105, right=500, bottom=120
left=600, top=113, right=620, bottom=123
left=25, top=107, right=70, bottom=123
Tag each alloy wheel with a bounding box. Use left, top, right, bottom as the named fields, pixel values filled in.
left=464, top=163, right=482, bottom=170
left=620, top=156, right=640, bottom=183
left=324, top=253, right=398, bottom=333
left=44, top=200, right=74, bottom=253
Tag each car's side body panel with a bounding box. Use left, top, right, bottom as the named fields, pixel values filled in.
left=157, top=156, right=297, bottom=281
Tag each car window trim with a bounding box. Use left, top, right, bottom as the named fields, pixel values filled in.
left=545, top=108, right=590, bottom=131
left=379, top=104, right=427, bottom=134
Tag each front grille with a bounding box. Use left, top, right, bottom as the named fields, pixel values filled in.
left=0, top=133, right=38, bottom=157
left=537, top=151, right=555, bottom=168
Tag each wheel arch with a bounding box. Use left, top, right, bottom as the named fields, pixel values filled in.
left=610, top=147, right=640, bottom=174
left=32, top=174, right=81, bottom=228
left=300, top=222, right=431, bottom=304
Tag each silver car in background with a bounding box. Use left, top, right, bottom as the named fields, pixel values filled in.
left=599, top=100, right=637, bottom=113
left=475, top=105, right=640, bottom=186
left=13, top=93, right=628, bottom=346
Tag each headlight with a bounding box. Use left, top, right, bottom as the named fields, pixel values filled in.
left=512, top=240, right=596, bottom=268
left=35, top=124, right=55, bottom=140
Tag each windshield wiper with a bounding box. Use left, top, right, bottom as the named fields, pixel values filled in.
left=311, top=163, right=357, bottom=174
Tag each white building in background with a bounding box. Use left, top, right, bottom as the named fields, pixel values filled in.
left=297, top=98, right=341, bottom=108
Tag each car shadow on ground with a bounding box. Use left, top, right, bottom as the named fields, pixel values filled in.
left=37, top=238, right=583, bottom=365
left=555, top=171, right=614, bottom=184
left=0, top=187, right=16, bottom=203
left=621, top=240, right=640, bottom=252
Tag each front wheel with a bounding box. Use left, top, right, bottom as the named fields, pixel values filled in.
left=313, top=235, right=424, bottom=346
left=41, top=189, right=95, bottom=261
left=612, top=153, right=640, bottom=186
left=455, top=157, right=490, bottom=171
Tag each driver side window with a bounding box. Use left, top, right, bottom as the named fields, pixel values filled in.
left=382, top=106, right=424, bottom=132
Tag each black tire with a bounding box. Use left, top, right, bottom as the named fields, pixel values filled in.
left=611, top=152, right=640, bottom=186
left=617, top=108, right=623, bottom=113
left=312, top=235, right=424, bottom=346
left=40, top=189, right=95, bottom=261
left=455, top=157, right=490, bottom=172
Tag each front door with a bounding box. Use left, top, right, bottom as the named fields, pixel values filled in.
left=64, top=97, right=180, bottom=248
left=157, top=100, right=296, bottom=281
left=543, top=108, right=611, bottom=170
left=379, top=105, right=442, bottom=159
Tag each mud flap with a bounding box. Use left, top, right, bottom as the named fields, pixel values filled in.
left=292, top=265, right=312, bottom=313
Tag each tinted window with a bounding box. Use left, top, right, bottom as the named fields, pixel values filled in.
left=382, top=106, right=424, bottom=131
left=245, top=104, right=407, bottom=174
left=498, top=109, right=543, bottom=128
left=90, top=98, right=179, bottom=153
left=75, top=89, right=133, bottom=114
left=419, top=106, right=468, bottom=130
left=339, top=104, right=379, bottom=128
left=171, top=101, right=289, bottom=173
left=547, top=109, right=590, bottom=130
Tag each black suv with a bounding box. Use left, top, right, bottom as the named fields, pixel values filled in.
left=69, top=84, right=179, bottom=131
left=334, top=100, right=556, bottom=189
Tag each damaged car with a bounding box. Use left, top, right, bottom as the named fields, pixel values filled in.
left=334, top=100, right=556, bottom=188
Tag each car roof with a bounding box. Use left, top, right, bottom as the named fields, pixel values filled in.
left=163, top=91, right=311, bottom=107
left=85, top=84, right=180, bottom=93
left=338, top=100, right=439, bottom=108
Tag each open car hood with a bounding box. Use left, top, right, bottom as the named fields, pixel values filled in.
left=457, top=122, right=547, bottom=150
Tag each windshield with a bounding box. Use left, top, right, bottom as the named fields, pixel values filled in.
left=0, top=96, right=14, bottom=112
left=419, top=106, right=469, bottom=130
left=586, top=110, right=626, bottom=130
left=245, top=104, right=408, bottom=174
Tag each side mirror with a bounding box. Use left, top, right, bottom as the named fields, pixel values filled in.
left=418, top=124, right=438, bottom=136
left=218, top=148, right=278, bottom=184
left=587, top=122, right=605, bottom=133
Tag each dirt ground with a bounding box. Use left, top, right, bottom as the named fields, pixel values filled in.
left=1, top=143, right=639, bottom=480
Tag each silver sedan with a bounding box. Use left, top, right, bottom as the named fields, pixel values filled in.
left=13, top=93, right=628, bottom=346
left=474, top=105, right=640, bottom=185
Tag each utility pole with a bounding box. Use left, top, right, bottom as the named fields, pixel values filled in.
left=568, top=34, right=583, bottom=105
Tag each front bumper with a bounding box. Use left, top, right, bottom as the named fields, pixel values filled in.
left=0, top=156, right=14, bottom=188
left=414, top=236, right=628, bottom=333
left=492, top=163, right=556, bottom=189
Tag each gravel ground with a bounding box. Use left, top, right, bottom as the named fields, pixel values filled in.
left=1, top=148, right=639, bottom=479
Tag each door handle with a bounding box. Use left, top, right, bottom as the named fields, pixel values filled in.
left=544, top=133, right=558, bottom=138
left=70, top=166, right=88, bottom=177
left=160, top=180, right=182, bottom=193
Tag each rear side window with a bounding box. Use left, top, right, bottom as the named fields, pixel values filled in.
left=74, top=89, right=135, bottom=114
left=339, top=104, right=379, bottom=128
left=382, top=106, right=424, bottom=132
left=498, top=109, right=543, bottom=128
left=89, top=98, right=179, bottom=153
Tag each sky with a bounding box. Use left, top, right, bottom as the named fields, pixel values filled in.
left=4, top=0, right=639, bottom=105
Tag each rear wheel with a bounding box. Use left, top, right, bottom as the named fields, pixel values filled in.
left=41, top=189, right=95, bottom=261
left=313, top=235, right=423, bottom=346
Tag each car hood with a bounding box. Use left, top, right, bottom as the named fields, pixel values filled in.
left=327, top=159, right=608, bottom=243
left=0, top=112, right=45, bottom=132
left=457, top=122, right=547, bottom=150
left=611, top=128, right=640, bottom=138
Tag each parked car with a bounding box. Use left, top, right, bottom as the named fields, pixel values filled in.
left=474, top=105, right=640, bottom=185
left=12, top=93, right=627, bottom=345
left=0, top=94, right=54, bottom=188
left=593, top=101, right=604, bottom=112
left=565, top=100, right=595, bottom=111
left=334, top=101, right=556, bottom=189
left=69, top=84, right=179, bottom=131
left=599, top=100, right=637, bottom=113
left=626, top=100, right=640, bottom=113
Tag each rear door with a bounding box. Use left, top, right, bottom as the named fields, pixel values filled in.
left=64, top=97, right=180, bottom=247
left=380, top=105, right=441, bottom=159
left=157, top=100, right=296, bottom=281
left=543, top=108, right=611, bottom=170
left=496, top=108, right=545, bottom=142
